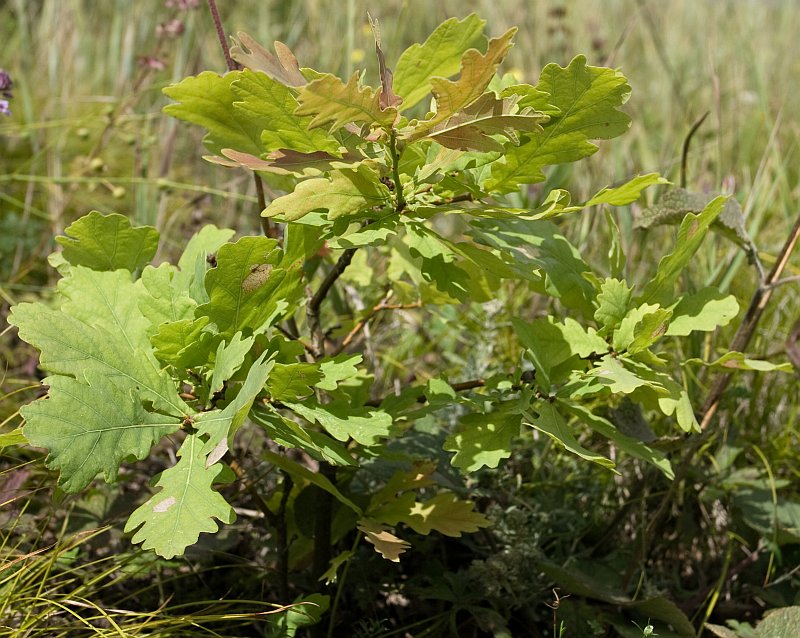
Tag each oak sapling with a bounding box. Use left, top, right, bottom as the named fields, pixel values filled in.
left=10, top=13, right=784, bottom=631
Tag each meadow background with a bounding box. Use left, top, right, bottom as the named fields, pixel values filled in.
left=1, top=1, right=799, bottom=636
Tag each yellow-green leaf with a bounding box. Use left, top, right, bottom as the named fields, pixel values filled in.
left=393, top=14, right=487, bottom=111
left=425, top=27, right=517, bottom=128
left=295, top=73, right=397, bottom=132
left=262, top=169, right=391, bottom=222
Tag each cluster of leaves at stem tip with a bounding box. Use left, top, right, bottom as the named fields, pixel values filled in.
left=9, top=14, right=784, bottom=564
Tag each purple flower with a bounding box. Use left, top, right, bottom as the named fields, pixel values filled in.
left=0, top=99, right=10, bottom=116
left=0, top=70, right=11, bottom=93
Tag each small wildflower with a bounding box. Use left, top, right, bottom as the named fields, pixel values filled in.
left=157, top=18, right=185, bottom=38
left=0, top=69, right=13, bottom=116
left=139, top=56, right=166, bottom=71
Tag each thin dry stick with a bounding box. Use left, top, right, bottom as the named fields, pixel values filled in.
left=307, top=248, right=358, bottom=358
left=640, top=207, right=800, bottom=566
left=335, top=295, right=422, bottom=355
left=700, top=208, right=800, bottom=429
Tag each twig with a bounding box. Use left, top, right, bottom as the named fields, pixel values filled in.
left=334, top=293, right=422, bottom=355
left=700, top=207, right=800, bottom=429
left=307, top=248, right=358, bottom=358
left=206, top=0, right=238, bottom=72
left=642, top=206, right=800, bottom=563
left=680, top=111, right=710, bottom=189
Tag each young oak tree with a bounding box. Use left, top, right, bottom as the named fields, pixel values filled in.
left=9, top=15, right=778, bottom=619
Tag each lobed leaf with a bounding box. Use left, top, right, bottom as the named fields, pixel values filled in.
left=423, top=28, right=517, bottom=129
left=56, top=211, right=158, bottom=272
left=489, top=55, right=631, bottom=192
left=393, top=14, right=486, bottom=111
left=22, top=373, right=182, bottom=492
left=164, top=71, right=266, bottom=156
left=230, top=32, right=306, bottom=87
left=526, top=402, right=615, bottom=469
left=638, top=197, right=728, bottom=306
left=295, top=73, right=397, bottom=132
left=195, top=236, right=291, bottom=338
left=125, top=433, right=236, bottom=559
left=231, top=70, right=339, bottom=154
left=262, top=169, right=391, bottom=222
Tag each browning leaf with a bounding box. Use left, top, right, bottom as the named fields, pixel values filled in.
left=423, top=27, right=517, bottom=129
left=230, top=32, right=306, bottom=87
left=368, top=14, right=402, bottom=110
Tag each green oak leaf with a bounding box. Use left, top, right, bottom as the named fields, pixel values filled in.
left=525, top=401, right=614, bottom=469
left=683, top=352, right=792, bottom=372
left=164, top=71, right=266, bottom=156
left=613, top=303, right=661, bottom=352
left=595, top=278, right=633, bottom=332
left=196, top=236, right=291, bottom=338
left=638, top=197, right=727, bottom=305
left=316, top=354, right=362, bottom=391
left=583, top=173, right=669, bottom=207
left=10, top=268, right=188, bottom=418
left=207, top=332, right=256, bottom=401
left=176, top=225, right=236, bottom=304
left=588, top=355, right=654, bottom=395
left=125, top=433, right=236, bottom=559
left=284, top=401, right=392, bottom=446
left=444, top=404, right=522, bottom=472
left=251, top=407, right=355, bottom=466
left=489, top=55, right=631, bottom=192
left=231, top=70, right=339, bottom=154
left=55, top=211, right=158, bottom=272
left=195, top=352, right=274, bottom=465
left=393, top=14, right=486, bottom=111
left=563, top=403, right=674, bottom=479
left=139, top=263, right=196, bottom=331
left=151, top=316, right=213, bottom=369
left=262, top=169, right=391, bottom=222
left=294, top=73, right=397, bottom=131
left=666, top=287, right=739, bottom=336
left=627, top=307, right=673, bottom=354
left=267, top=362, right=323, bottom=401
left=406, top=492, right=490, bottom=536
left=21, top=373, right=182, bottom=492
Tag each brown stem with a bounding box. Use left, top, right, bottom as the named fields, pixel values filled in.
left=206, top=0, right=238, bottom=72
left=700, top=207, right=800, bottom=429
left=276, top=470, right=293, bottom=601
left=307, top=248, right=358, bottom=358
left=334, top=294, right=421, bottom=355
left=643, top=207, right=800, bottom=562
left=680, top=111, right=710, bottom=189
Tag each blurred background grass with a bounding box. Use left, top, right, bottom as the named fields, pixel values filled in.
left=1, top=1, right=799, bottom=633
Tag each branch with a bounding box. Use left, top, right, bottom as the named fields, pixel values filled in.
left=206, top=0, right=238, bottom=72
left=366, top=377, right=488, bottom=407
left=334, top=292, right=421, bottom=355
left=700, top=206, right=800, bottom=429
left=307, top=248, right=357, bottom=358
